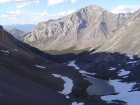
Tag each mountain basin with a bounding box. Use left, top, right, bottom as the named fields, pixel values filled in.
left=83, top=74, right=115, bottom=95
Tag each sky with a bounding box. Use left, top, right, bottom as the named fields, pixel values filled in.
left=0, top=0, right=140, bottom=25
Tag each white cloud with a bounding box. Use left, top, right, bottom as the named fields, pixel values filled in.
left=31, top=10, right=76, bottom=23
left=0, top=0, right=39, bottom=8
left=47, top=0, right=67, bottom=6
left=71, top=0, right=77, bottom=3
left=112, top=5, right=140, bottom=14
left=47, top=0, right=78, bottom=6
left=0, top=10, right=24, bottom=19
left=0, top=0, right=11, bottom=3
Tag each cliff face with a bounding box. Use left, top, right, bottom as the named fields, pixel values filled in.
left=96, top=9, right=140, bottom=57
left=23, top=5, right=131, bottom=51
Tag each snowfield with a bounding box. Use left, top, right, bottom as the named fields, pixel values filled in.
left=101, top=80, right=140, bottom=105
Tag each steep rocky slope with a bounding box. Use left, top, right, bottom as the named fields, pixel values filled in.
left=0, top=25, right=90, bottom=105
left=24, top=5, right=131, bottom=51
left=96, top=9, right=140, bottom=57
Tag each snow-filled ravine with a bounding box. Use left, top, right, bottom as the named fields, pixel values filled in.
left=67, top=60, right=140, bottom=105
left=52, top=74, right=73, bottom=99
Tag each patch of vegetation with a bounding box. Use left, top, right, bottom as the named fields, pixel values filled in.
left=45, top=46, right=90, bottom=55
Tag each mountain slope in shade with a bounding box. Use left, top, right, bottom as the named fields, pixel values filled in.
left=0, top=25, right=90, bottom=105
left=96, top=9, right=140, bottom=57
left=7, top=28, right=30, bottom=40
left=23, top=5, right=131, bottom=51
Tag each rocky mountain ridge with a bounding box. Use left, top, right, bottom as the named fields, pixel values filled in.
left=23, top=5, right=131, bottom=51
left=96, top=9, right=140, bottom=57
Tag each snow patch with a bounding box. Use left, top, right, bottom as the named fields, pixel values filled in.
left=118, top=69, right=130, bottom=76
left=1, top=50, right=9, bottom=53
left=109, top=80, right=135, bottom=93
left=127, top=61, right=138, bottom=64
left=52, top=74, right=73, bottom=99
left=123, top=76, right=128, bottom=78
left=128, top=55, right=134, bottom=60
left=79, top=70, right=95, bottom=75
left=52, top=74, right=61, bottom=78
left=67, top=60, right=80, bottom=70
left=71, top=102, right=84, bottom=105
left=35, top=65, right=46, bottom=69
left=68, top=60, right=95, bottom=75
left=14, top=49, right=18, bottom=51
left=109, top=67, right=116, bottom=71
left=101, top=79, right=140, bottom=105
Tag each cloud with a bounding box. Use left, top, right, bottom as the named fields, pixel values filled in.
left=0, top=10, right=24, bottom=19
left=0, top=0, right=39, bottom=8
left=47, top=0, right=77, bottom=6
left=31, top=10, right=76, bottom=23
left=47, top=0, right=67, bottom=6
left=112, top=5, right=140, bottom=14
left=71, top=0, right=77, bottom=3
left=0, top=0, right=11, bottom=3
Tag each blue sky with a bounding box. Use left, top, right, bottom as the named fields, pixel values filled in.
left=0, top=0, right=140, bottom=25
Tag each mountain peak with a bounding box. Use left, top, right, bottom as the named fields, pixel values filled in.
left=76, top=4, right=108, bottom=14
left=23, top=5, right=131, bottom=51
